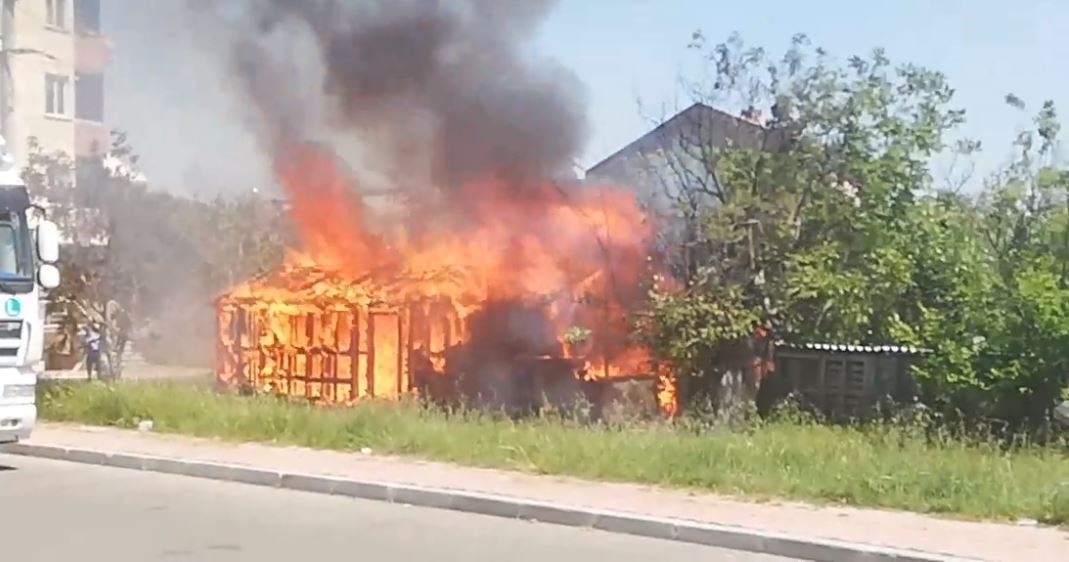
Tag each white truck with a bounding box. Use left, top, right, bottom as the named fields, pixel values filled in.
left=0, top=136, right=60, bottom=444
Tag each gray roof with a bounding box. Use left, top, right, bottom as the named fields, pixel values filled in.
left=586, top=102, right=771, bottom=177
left=774, top=342, right=930, bottom=355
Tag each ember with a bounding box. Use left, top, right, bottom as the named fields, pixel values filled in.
left=215, top=144, right=678, bottom=416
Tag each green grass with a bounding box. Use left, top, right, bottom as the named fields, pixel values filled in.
left=38, top=380, right=1069, bottom=524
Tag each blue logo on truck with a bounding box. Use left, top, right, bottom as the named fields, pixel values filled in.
left=4, top=298, right=20, bottom=317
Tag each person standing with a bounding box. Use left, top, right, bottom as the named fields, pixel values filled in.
left=82, top=323, right=102, bottom=380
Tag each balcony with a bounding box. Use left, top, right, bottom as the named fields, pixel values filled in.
left=75, top=120, right=109, bottom=157
left=75, top=33, right=112, bottom=74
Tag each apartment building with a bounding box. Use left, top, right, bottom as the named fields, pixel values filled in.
left=0, top=0, right=110, bottom=164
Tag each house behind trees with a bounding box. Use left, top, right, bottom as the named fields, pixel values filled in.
left=585, top=102, right=784, bottom=212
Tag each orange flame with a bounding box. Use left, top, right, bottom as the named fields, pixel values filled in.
left=216, top=143, right=677, bottom=415
left=275, top=144, right=393, bottom=275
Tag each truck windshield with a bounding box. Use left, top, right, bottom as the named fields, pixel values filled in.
left=0, top=211, right=33, bottom=292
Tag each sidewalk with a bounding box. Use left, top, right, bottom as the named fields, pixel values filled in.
left=12, top=424, right=1068, bottom=561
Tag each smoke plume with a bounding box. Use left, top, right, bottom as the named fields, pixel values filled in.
left=194, top=0, right=587, bottom=194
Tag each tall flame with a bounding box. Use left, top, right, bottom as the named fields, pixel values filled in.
left=275, top=144, right=393, bottom=275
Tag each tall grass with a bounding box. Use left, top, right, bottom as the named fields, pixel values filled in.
left=38, top=380, right=1069, bottom=524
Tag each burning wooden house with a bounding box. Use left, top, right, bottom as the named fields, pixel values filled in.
left=216, top=263, right=462, bottom=402
left=215, top=261, right=675, bottom=417
left=216, top=144, right=678, bottom=416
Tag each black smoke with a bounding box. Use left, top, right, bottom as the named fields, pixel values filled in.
left=195, top=0, right=587, bottom=190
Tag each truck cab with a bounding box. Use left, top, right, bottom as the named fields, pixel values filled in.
left=0, top=137, right=60, bottom=444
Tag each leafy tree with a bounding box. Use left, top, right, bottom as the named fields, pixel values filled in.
left=638, top=33, right=965, bottom=411
left=638, top=32, right=1069, bottom=428
left=22, top=137, right=126, bottom=375
left=891, top=99, right=1069, bottom=428
left=23, top=133, right=290, bottom=372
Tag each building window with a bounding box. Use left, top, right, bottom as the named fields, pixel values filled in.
left=45, top=74, right=69, bottom=116
left=74, top=0, right=100, bottom=34
left=46, top=0, right=67, bottom=29
left=75, top=72, right=103, bottom=122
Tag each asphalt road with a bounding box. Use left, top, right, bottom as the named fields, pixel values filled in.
left=0, top=454, right=796, bottom=562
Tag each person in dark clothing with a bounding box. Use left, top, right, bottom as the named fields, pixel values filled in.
left=82, top=323, right=102, bottom=379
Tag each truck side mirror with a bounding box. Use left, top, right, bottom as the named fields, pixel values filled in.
left=36, top=219, right=59, bottom=264
left=38, top=264, right=60, bottom=290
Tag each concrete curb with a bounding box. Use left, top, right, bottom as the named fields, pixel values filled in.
left=6, top=443, right=979, bottom=562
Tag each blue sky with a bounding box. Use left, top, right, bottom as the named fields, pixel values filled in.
left=104, top=1, right=1069, bottom=193
left=536, top=0, right=1069, bottom=180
